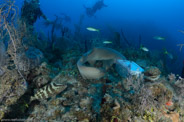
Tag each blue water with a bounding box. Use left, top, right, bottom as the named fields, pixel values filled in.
left=16, top=0, right=184, bottom=74
left=2, top=1, right=184, bottom=120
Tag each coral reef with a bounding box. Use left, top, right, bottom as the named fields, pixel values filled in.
left=15, top=47, right=44, bottom=71
left=0, top=69, right=27, bottom=119
left=0, top=1, right=184, bottom=122
left=1, top=43, right=183, bottom=121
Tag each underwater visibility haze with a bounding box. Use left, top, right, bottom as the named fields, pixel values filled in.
left=0, top=0, right=184, bottom=121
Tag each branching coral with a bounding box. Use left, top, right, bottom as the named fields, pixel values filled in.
left=0, top=0, right=40, bottom=82
left=167, top=73, right=184, bottom=102
left=132, top=83, right=173, bottom=116
left=172, top=76, right=184, bottom=102
left=123, top=74, right=144, bottom=91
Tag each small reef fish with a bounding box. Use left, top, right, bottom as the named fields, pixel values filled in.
left=140, top=45, right=149, bottom=52
left=153, top=36, right=165, bottom=41
left=141, top=47, right=149, bottom=52
left=86, top=27, right=99, bottom=32
left=164, top=50, right=173, bottom=60
left=103, top=41, right=112, bottom=44
left=30, top=82, right=67, bottom=101
left=178, top=30, right=184, bottom=34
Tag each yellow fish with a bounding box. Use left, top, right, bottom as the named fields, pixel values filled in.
left=86, top=27, right=99, bottom=32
